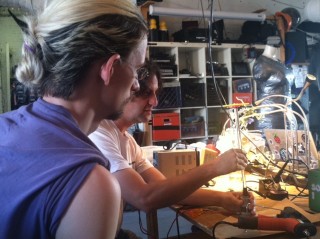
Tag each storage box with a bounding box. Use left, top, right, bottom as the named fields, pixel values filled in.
left=207, top=108, right=227, bottom=135
left=156, top=82, right=182, bottom=109
left=181, top=121, right=205, bottom=138
left=152, top=112, right=180, bottom=141
left=172, top=20, right=224, bottom=43
left=153, top=149, right=198, bottom=178
left=181, top=82, right=205, bottom=107
left=232, top=78, right=252, bottom=93
left=207, top=79, right=228, bottom=106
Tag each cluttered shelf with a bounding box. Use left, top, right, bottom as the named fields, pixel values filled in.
left=143, top=73, right=320, bottom=237
left=146, top=42, right=264, bottom=146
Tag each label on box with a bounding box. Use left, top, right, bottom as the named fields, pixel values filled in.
left=232, top=93, right=252, bottom=104
left=233, top=78, right=252, bottom=93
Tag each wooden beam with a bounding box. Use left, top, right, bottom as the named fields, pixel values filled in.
left=146, top=210, right=159, bottom=239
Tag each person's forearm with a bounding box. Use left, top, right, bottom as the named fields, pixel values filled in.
left=135, top=162, right=225, bottom=211
left=125, top=148, right=247, bottom=212
left=179, top=188, right=226, bottom=207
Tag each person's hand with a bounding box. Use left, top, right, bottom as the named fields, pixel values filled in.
left=213, top=148, right=248, bottom=175
left=220, top=191, right=256, bottom=215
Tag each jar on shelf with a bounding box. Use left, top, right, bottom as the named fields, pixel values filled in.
left=148, top=18, right=158, bottom=42
left=159, top=21, right=169, bottom=42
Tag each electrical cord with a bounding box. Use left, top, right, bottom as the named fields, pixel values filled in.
left=162, top=140, right=191, bottom=150
left=246, top=142, right=309, bottom=179
left=246, top=167, right=309, bottom=201
left=290, top=178, right=309, bottom=201
left=205, top=179, right=216, bottom=187
left=175, top=210, right=181, bottom=239
left=207, top=0, right=233, bottom=124
left=166, top=214, right=178, bottom=239
left=246, top=183, right=308, bottom=203
left=246, top=185, right=265, bottom=198
left=138, top=210, right=154, bottom=238
left=287, top=173, right=309, bottom=190
left=224, top=96, right=312, bottom=176
left=253, top=158, right=308, bottom=185
left=166, top=206, right=199, bottom=239
left=267, top=157, right=309, bottom=179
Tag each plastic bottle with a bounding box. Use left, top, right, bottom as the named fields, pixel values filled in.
left=148, top=18, right=158, bottom=42
left=159, top=21, right=169, bottom=42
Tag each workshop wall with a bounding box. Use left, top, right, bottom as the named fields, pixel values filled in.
left=0, top=15, right=23, bottom=113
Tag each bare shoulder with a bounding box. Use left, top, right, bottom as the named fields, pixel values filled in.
left=56, top=164, right=121, bottom=239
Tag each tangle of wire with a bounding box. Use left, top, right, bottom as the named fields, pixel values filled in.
left=138, top=210, right=154, bottom=238
left=165, top=210, right=181, bottom=239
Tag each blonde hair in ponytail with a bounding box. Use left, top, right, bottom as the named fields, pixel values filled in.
left=16, top=0, right=147, bottom=98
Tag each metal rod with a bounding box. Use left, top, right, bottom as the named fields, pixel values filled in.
left=233, top=107, right=247, bottom=190
left=149, top=5, right=266, bottom=21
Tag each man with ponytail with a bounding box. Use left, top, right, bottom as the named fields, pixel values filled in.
left=0, top=0, right=148, bottom=238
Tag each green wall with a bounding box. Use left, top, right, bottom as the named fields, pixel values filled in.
left=0, top=16, right=23, bottom=113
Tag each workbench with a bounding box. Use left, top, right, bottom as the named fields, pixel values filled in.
left=147, top=172, right=320, bottom=239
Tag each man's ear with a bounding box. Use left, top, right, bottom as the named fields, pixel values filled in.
left=100, top=54, right=121, bottom=86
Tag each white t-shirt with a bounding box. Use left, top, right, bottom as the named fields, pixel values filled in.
left=89, top=120, right=153, bottom=174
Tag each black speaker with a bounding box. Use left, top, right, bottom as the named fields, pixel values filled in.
left=285, top=31, right=308, bottom=64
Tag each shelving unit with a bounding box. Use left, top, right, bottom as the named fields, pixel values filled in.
left=147, top=42, right=265, bottom=146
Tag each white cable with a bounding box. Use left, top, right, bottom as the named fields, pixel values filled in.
left=255, top=95, right=311, bottom=168
left=255, top=94, right=309, bottom=130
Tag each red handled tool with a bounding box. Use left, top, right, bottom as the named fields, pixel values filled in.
left=236, top=207, right=317, bottom=238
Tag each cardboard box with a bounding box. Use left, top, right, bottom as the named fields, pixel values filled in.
left=153, top=150, right=198, bottom=178
left=152, top=113, right=180, bottom=141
